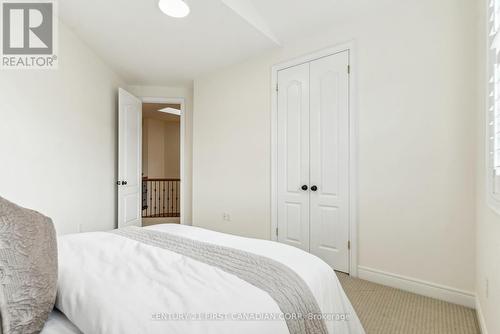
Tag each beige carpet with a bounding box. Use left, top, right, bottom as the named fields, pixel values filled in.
left=336, top=273, right=480, bottom=334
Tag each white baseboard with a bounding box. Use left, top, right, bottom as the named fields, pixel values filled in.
left=357, top=266, right=475, bottom=308
left=476, top=297, right=489, bottom=334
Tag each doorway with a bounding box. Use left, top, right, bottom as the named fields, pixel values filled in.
left=117, top=90, right=186, bottom=228
left=141, top=102, right=181, bottom=226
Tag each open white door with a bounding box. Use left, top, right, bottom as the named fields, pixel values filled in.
left=118, top=88, right=142, bottom=228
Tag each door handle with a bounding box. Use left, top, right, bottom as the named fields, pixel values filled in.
left=301, top=185, right=308, bottom=191
left=311, top=185, right=318, bottom=192
left=117, top=180, right=128, bottom=186
left=122, top=181, right=128, bottom=185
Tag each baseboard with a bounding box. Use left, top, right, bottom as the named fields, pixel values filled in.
left=357, top=266, right=475, bottom=308
left=475, top=297, right=489, bottom=334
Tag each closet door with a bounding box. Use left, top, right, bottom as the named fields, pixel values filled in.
left=276, top=63, right=310, bottom=251
left=309, top=51, right=350, bottom=272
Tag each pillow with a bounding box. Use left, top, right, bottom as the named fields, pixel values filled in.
left=0, top=197, right=58, bottom=334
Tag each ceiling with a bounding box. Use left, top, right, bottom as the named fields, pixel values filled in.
left=143, top=103, right=181, bottom=122
left=59, top=0, right=360, bottom=85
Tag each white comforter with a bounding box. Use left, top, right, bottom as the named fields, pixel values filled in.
left=56, top=224, right=365, bottom=334
left=41, top=310, right=81, bottom=334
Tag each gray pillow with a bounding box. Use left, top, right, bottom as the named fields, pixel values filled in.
left=0, top=197, right=57, bottom=334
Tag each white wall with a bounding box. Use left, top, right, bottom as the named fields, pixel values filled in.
left=164, top=121, right=181, bottom=179
left=193, top=0, right=477, bottom=294
left=0, top=22, right=124, bottom=234
left=193, top=57, right=272, bottom=239
left=128, top=85, right=193, bottom=225
left=145, top=118, right=166, bottom=178
left=142, top=118, right=180, bottom=179
left=476, top=0, right=500, bottom=332
left=142, top=118, right=149, bottom=175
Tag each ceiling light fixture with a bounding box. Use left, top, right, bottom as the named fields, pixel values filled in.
left=158, top=0, right=190, bottom=18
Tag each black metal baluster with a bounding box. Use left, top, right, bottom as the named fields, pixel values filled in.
left=169, top=181, right=172, bottom=217
left=171, top=181, right=174, bottom=217
left=149, top=181, right=152, bottom=217
left=166, top=181, right=170, bottom=217
left=176, top=180, right=179, bottom=217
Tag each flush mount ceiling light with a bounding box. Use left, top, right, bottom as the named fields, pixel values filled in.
left=158, top=0, right=190, bottom=18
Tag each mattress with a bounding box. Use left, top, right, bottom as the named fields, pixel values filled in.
left=55, top=224, right=365, bottom=334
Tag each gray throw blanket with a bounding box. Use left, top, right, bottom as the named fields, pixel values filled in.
left=111, top=227, right=329, bottom=334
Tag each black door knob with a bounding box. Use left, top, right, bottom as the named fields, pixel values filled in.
left=301, top=185, right=308, bottom=191
left=122, top=181, right=128, bottom=185
left=311, top=185, right=318, bottom=192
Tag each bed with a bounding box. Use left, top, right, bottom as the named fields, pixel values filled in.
left=41, top=310, right=82, bottom=334
left=52, top=224, right=365, bottom=334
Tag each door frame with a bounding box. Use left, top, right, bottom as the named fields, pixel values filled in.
left=270, top=41, right=359, bottom=276
left=140, top=96, right=187, bottom=225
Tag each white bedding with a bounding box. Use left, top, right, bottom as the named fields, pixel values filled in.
left=56, top=224, right=365, bottom=334
left=41, top=310, right=82, bottom=334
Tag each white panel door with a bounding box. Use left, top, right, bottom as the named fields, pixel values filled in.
left=309, top=51, right=350, bottom=272
left=277, top=63, right=310, bottom=251
left=118, top=88, right=142, bottom=228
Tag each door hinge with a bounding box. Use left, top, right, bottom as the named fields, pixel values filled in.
left=276, top=227, right=279, bottom=237
left=276, top=83, right=279, bottom=92
left=348, top=240, right=351, bottom=250
left=347, top=65, right=351, bottom=74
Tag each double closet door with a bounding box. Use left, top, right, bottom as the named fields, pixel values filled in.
left=276, top=51, right=350, bottom=273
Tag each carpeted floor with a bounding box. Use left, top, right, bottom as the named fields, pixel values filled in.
left=336, top=273, right=480, bottom=334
